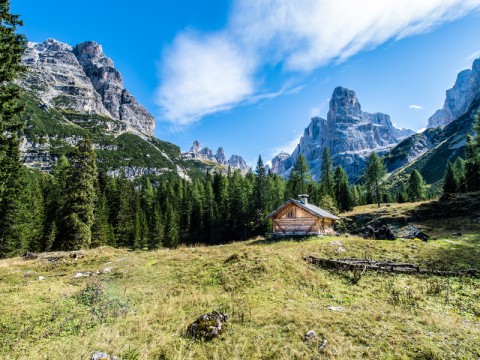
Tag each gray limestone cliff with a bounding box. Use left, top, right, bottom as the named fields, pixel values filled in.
left=18, top=38, right=155, bottom=136
left=427, top=58, right=480, bottom=129
left=182, top=141, right=250, bottom=172
left=271, top=87, right=414, bottom=181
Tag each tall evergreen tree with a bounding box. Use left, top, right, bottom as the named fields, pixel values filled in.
left=0, top=1, right=27, bottom=258
left=334, top=165, right=353, bottom=212
left=319, top=148, right=335, bottom=199
left=58, top=138, right=98, bottom=250
left=287, top=154, right=311, bottom=198
left=453, top=158, right=466, bottom=193
left=465, top=111, right=480, bottom=191
left=252, top=156, right=268, bottom=234
left=407, top=169, right=426, bottom=201
left=443, top=160, right=458, bottom=194
left=364, top=152, right=387, bottom=207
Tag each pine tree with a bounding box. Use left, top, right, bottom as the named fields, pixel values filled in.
left=287, top=154, right=311, bottom=198
left=319, top=148, right=335, bottom=199
left=116, top=172, right=136, bottom=248
left=443, top=160, right=458, bottom=194
left=396, top=182, right=408, bottom=203
left=407, top=169, right=426, bottom=201
left=164, top=200, right=179, bottom=248
left=465, top=111, right=480, bottom=191
left=58, top=138, right=98, bottom=250
left=364, top=152, right=387, bottom=207
left=252, top=156, right=269, bottom=234
left=334, top=165, right=352, bottom=212
left=453, top=158, right=466, bottom=193
left=0, top=1, right=27, bottom=258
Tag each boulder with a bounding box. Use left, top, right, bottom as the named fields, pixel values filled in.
left=186, top=311, right=228, bottom=340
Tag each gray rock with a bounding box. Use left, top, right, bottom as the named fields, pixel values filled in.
left=90, top=351, right=118, bottom=360
left=182, top=140, right=250, bottom=172
left=186, top=311, right=229, bottom=340
left=304, top=330, right=317, bottom=342
left=427, top=58, right=480, bottom=128
left=270, top=86, right=414, bottom=182
left=18, top=39, right=155, bottom=137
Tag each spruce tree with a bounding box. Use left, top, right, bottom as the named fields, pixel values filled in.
left=334, top=165, right=353, bottom=212
left=319, top=148, right=335, bottom=199
left=465, top=111, right=480, bottom=191
left=407, top=169, right=426, bottom=201
left=287, top=154, right=311, bottom=198
left=59, top=138, right=98, bottom=250
left=0, top=1, right=27, bottom=258
left=443, top=160, right=458, bottom=194
left=252, top=156, right=268, bottom=234
left=453, top=158, right=466, bottom=193
left=364, top=152, right=387, bottom=207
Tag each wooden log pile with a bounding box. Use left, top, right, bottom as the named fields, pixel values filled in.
left=304, top=256, right=480, bottom=277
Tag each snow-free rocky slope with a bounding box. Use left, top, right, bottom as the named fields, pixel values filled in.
left=17, top=39, right=191, bottom=178
left=385, top=56, right=480, bottom=190
left=271, top=87, right=414, bottom=181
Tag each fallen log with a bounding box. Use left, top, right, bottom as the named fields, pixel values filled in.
left=304, top=256, right=480, bottom=277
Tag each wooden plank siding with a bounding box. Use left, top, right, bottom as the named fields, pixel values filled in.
left=270, top=202, right=336, bottom=236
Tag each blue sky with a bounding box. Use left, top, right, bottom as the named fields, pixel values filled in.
left=13, top=1, right=480, bottom=166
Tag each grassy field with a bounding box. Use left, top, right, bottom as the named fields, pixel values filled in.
left=1, top=205, right=479, bottom=359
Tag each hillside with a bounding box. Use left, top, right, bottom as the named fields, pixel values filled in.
left=1, top=198, right=479, bottom=359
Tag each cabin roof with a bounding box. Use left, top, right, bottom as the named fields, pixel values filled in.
left=266, top=199, right=340, bottom=220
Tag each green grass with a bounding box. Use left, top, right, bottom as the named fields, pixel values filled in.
left=1, top=226, right=479, bottom=358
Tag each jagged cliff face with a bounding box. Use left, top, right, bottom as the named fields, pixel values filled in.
left=273, top=87, right=414, bottom=181
left=18, top=38, right=155, bottom=136
left=182, top=140, right=250, bottom=172
left=427, top=59, right=480, bottom=129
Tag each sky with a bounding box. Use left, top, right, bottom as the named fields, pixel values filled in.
left=12, top=0, right=480, bottom=166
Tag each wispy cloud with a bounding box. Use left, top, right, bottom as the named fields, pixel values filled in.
left=157, top=0, right=480, bottom=126
left=409, top=104, right=423, bottom=110
left=466, top=50, right=480, bottom=61
left=269, top=134, right=302, bottom=158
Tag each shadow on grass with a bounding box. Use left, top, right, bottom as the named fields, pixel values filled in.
left=421, top=233, right=480, bottom=271
left=248, top=235, right=322, bottom=246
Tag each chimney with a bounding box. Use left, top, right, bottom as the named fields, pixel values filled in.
left=298, top=194, right=309, bottom=205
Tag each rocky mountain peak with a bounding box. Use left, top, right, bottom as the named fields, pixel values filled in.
left=271, top=86, right=414, bottom=181
left=190, top=140, right=202, bottom=153
left=73, top=41, right=114, bottom=68
left=182, top=141, right=250, bottom=172
left=18, top=38, right=155, bottom=136
left=329, top=86, right=362, bottom=119
left=427, top=56, right=480, bottom=129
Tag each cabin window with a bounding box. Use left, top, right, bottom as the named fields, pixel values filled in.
left=287, top=209, right=295, bottom=218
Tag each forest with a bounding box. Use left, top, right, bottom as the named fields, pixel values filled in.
left=1, top=0, right=480, bottom=258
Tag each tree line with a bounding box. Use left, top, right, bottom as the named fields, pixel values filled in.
left=1, top=1, right=480, bottom=257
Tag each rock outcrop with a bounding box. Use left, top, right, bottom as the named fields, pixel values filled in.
left=182, top=140, right=250, bottom=172
left=427, top=58, right=480, bottom=129
left=271, top=87, right=414, bottom=181
left=18, top=38, right=155, bottom=136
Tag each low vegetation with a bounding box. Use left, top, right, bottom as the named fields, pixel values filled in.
left=1, top=201, right=479, bottom=359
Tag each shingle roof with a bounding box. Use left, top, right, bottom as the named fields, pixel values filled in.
left=267, top=199, right=340, bottom=220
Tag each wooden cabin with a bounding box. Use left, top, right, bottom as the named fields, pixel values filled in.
left=266, top=195, right=340, bottom=237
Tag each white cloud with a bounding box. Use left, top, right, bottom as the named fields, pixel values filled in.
left=270, top=135, right=302, bottom=158
left=417, top=127, right=426, bottom=133
left=409, top=104, right=423, bottom=110
left=158, top=0, right=480, bottom=126
left=156, top=32, right=255, bottom=126
left=466, top=50, right=480, bottom=61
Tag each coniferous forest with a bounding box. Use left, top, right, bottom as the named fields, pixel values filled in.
left=1, top=1, right=480, bottom=258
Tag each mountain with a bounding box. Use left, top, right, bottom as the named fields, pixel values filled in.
left=427, top=59, right=480, bottom=129
left=182, top=140, right=250, bottom=172
left=271, top=86, right=414, bottom=181
left=385, top=58, right=480, bottom=189
left=17, top=39, right=192, bottom=179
